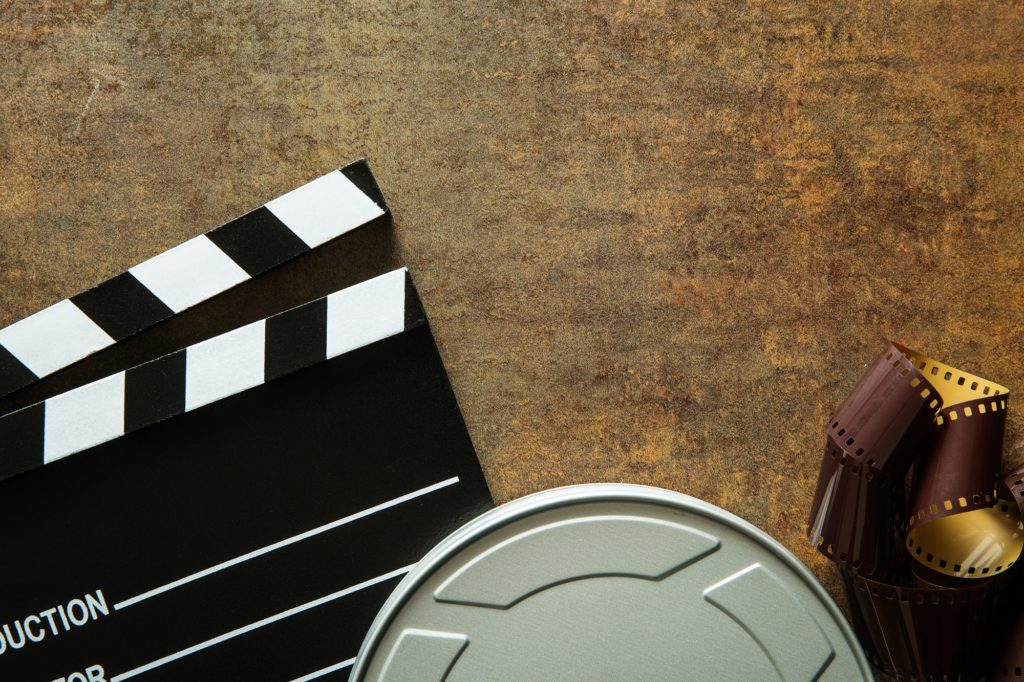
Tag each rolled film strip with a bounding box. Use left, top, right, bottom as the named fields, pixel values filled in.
left=808, top=341, right=1023, bottom=680
left=0, top=159, right=387, bottom=401
left=903, top=341, right=1018, bottom=582
left=994, top=573, right=1024, bottom=680
left=0, top=267, right=423, bottom=485
left=993, top=463, right=1024, bottom=680
left=808, top=345, right=937, bottom=582
left=841, top=569, right=994, bottom=680
left=1003, top=462, right=1024, bottom=512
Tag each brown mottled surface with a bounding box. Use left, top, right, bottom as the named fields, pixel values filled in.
left=3, top=0, right=1024, bottom=624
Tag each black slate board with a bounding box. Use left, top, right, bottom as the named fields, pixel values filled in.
left=0, top=291, right=492, bottom=682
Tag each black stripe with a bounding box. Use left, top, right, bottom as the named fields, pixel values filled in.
left=206, top=207, right=310, bottom=277
left=125, top=350, right=186, bottom=433
left=0, top=344, right=38, bottom=400
left=404, top=271, right=427, bottom=331
left=71, top=273, right=175, bottom=341
left=341, top=159, right=389, bottom=212
left=265, top=297, right=327, bottom=382
left=0, top=402, right=44, bottom=481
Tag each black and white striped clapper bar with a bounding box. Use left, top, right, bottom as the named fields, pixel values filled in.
left=0, top=161, right=492, bottom=682
left=0, top=159, right=388, bottom=401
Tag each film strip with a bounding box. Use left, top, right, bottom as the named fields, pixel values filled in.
left=995, top=574, right=1024, bottom=680
left=841, top=570, right=994, bottom=681
left=0, top=268, right=422, bottom=485
left=0, top=159, right=387, bottom=402
left=808, top=341, right=1024, bottom=680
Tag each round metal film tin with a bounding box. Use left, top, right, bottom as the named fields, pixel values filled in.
left=350, top=484, right=872, bottom=681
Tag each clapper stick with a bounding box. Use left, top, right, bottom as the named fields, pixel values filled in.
left=0, top=268, right=420, bottom=483
left=0, top=159, right=388, bottom=402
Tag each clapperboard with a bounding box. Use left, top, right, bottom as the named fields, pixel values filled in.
left=0, top=161, right=493, bottom=682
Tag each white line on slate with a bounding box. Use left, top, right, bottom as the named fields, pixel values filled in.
left=110, top=566, right=413, bottom=681
left=114, top=476, right=459, bottom=611
left=290, top=657, right=357, bottom=682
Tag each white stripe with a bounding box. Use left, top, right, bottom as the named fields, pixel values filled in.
left=109, top=566, right=414, bottom=682
left=129, top=235, right=249, bottom=313
left=114, top=477, right=459, bottom=610
left=290, top=658, right=356, bottom=682
left=808, top=470, right=837, bottom=548
left=44, top=371, right=125, bottom=463
left=326, top=268, right=406, bottom=358
left=0, top=299, right=114, bottom=377
left=265, top=170, right=384, bottom=248
left=185, top=320, right=265, bottom=412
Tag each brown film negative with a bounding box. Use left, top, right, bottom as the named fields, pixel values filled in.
left=811, top=342, right=1018, bottom=680
left=902, top=354, right=1015, bottom=582
left=808, top=343, right=939, bottom=580
left=910, top=396, right=1006, bottom=528
left=994, top=617, right=1024, bottom=680
left=808, top=441, right=909, bottom=580
left=989, top=545, right=1024, bottom=679
left=826, top=343, right=941, bottom=474
left=1002, top=463, right=1024, bottom=517
left=993, top=579, right=1024, bottom=679
left=842, top=569, right=993, bottom=681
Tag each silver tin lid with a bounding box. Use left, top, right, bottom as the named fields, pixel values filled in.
left=350, top=484, right=872, bottom=681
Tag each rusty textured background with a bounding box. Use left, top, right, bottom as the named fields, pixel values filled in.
left=3, top=0, right=1024, bottom=622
